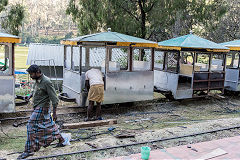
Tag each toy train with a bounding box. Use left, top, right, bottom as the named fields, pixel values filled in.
left=1, top=30, right=239, bottom=113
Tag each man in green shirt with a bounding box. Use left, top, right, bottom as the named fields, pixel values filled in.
left=18, top=64, right=68, bottom=159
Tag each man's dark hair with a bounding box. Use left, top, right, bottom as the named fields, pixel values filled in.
left=26, top=64, right=41, bottom=73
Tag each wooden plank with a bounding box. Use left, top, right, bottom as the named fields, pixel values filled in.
left=180, top=64, right=200, bottom=76
left=115, top=133, right=135, bottom=138
left=197, top=148, right=227, bottom=160
left=85, top=142, right=98, bottom=148
left=208, top=93, right=225, bottom=99
left=63, top=119, right=117, bottom=129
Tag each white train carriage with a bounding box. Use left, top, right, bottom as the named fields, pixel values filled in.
left=154, top=33, right=229, bottom=99
left=0, top=33, right=21, bottom=113
left=61, top=29, right=158, bottom=106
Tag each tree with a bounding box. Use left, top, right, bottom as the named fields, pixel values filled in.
left=0, top=0, right=8, bottom=13
left=18, top=0, right=77, bottom=43
left=2, top=4, right=24, bottom=36
left=66, top=0, right=227, bottom=42
left=0, top=1, right=25, bottom=36
left=207, top=0, right=240, bottom=43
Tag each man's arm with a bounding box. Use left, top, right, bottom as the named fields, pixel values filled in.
left=85, top=80, right=90, bottom=91
left=25, top=83, right=35, bottom=102
left=85, top=71, right=90, bottom=91
left=46, top=81, right=59, bottom=121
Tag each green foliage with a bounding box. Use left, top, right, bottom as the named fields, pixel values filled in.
left=0, top=0, right=8, bottom=12
left=206, top=0, right=240, bottom=42
left=197, top=55, right=209, bottom=64
left=155, top=59, right=163, bottom=64
left=65, top=31, right=74, bottom=39
left=117, top=57, right=128, bottom=69
left=33, top=35, right=64, bottom=44
left=1, top=3, right=25, bottom=36
left=21, top=34, right=64, bottom=44
left=15, top=87, right=31, bottom=96
left=66, top=0, right=227, bottom=41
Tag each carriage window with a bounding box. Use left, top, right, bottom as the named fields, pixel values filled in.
left=180, top=52, right=193, bottom=64
left=109, top=48, right=128, bottom=72
left=65, top=46, right=71, bottom=70
left=179, top=52, right=194, bottom=76
left=165, top=51, right=178, bottom=73
left=132, top=48, right=151, bottom=71
left=72, top=47, right=80, bottom=72
left=0, top=45, right=10, bottom=75
left=226, top=51, right=239, bottom=68
left=154, top=50, right=164, bottom=70
left=195, top=53, right=209, bottom=71
left=211, top=54, right=224, bottom=71
left=78, top=47, right=106, bottom=73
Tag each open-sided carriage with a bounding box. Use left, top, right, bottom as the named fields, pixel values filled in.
left=221, top=40, right=240, bottom=91
left=61, top=29, right=158, bottom=106
left=154, top=33, right=229, bottom=99
left=0, top=33, right=21, bottom=113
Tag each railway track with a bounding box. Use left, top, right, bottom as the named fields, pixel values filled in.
left=1, top=94, right=237, bottom=123
left=25, top=124, right=240, bottom=160
left=2, top=95, right=240, bottom=159
left=0, top=99, right=173, bottom=123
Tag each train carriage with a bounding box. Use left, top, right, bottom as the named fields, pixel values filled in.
left=0, top=33, right=21, bottom=113
left=154, top=33, right=229, bottom=99
left=61, top=29, right=158, bottom=106
left=220, top=40, right=240, bottom=91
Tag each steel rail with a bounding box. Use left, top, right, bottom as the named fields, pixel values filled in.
left=0, top=101, right=171, bottom=122
left=26, top=125, right=240, bottom=160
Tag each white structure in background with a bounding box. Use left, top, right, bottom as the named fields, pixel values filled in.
left=27, top=43, right=64, bottom=80
left=27, top=43, right=128, bottom=79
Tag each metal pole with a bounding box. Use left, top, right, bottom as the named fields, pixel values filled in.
left=85, top=47, right=90, bottom=69
left=105, top=46, right=109, bottom=74
left=79, top=46, right=82, bottom=75
left=52, top=59, right=59, bottom=92
left=64, top=46, right=67, bottom=68
left=71, top=46, right=73, bottom=70
left=128, top=46, right=133, bottom=71
left=11, top=44, right=14, bottom=75
left=49, top=60, right=51, bottom=78
left=151, top=48, right=154, bottom=71
left=176, top=51, right=180, bottom=73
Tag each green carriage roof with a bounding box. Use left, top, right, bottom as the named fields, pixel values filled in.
left=0, top=32, right=20, bottom=43
left=61, top=30, right=157, bottom=47
left=220, top=40, right=240, bottom=51
left=158, top=34, right=229, bottom=52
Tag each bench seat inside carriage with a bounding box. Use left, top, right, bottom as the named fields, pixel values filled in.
left=177, top=62, right=224, bottom=92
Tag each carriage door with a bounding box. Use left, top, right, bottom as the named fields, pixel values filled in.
left=0, top=43, right=15, bottom=113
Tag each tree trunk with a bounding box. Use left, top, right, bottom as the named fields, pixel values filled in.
left=138, top=0, right=146, bottom=60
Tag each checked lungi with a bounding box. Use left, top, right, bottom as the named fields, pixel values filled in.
left=25, top=105, right=62, bottom=153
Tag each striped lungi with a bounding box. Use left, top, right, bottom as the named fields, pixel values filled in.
left=25, top=105, right=62, bottom=153
left=88, top=84, right=104, bottom=103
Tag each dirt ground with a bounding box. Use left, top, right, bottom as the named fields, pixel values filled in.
left=1, top=93, right=240, bottom=160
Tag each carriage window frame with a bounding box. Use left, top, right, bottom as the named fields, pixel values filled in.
left=194, top=52, right=210, bottom=72
left=226, top=51, right=239, bottom=69
left=132, top=47, right=153, bottom=72
left=210, top=53, right=225, bottom=72
left=64, top=45, right=81, bottom=74
left=72, top=46, right=80, bottom=73
left=154, top=49, right=165, bottom=71
left=0, top=44, right=11, bottom=76
left=107, top=46, right=130, bottom=73
left=64, top=45, right=72, bottom=70
left=164, top=50, right=180, bottom=73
